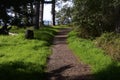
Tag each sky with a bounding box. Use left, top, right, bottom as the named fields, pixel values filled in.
left=43, top=4, right=52, bottom=21
left=43, top=4, right=60, bottom=21
left=43, top=1, right=73, bottom=21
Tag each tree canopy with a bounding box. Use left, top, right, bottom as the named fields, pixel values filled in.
left=0, top=0, right=34, bottom=24
left=73, top=0, right=120, bottom=38
left=0, top=0, right=44, bottom=34
left=56, top=4, right=73, bottom=25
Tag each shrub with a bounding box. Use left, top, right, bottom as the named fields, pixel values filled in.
left=95, top=32, right=120, bottom=61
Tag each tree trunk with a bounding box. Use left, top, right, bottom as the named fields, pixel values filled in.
left=34, top=1, right=40, bottom=29
left=30, top=2, right=34, bottom=25
left=41, top=1, right=44, bottom=25
left=114, top=7, right=120, bottom=33
left=0, top=6, right=10, bottom=35
left=39, top=1, right=44, bottom=26
left=52, top=0, right=55, bottom=26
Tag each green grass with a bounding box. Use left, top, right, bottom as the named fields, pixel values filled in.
left=0, top=26, right=57, bottom=80
left=67, top=31, right=120, bottom=80
left=10, top=26, right=26, bottom=33
left=34, top=27, right=58, bottom=44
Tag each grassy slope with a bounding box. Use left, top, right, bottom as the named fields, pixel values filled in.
left=67, top=31, right=120, bottom=80
left=0, top=27, right=57, bottom=80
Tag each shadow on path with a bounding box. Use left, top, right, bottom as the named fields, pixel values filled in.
left=46, top=28, right=93, bottom=80
left=45, top=64, right=93, bottom=80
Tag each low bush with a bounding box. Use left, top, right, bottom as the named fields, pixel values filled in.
left=95, top=32, right=120, bottom=61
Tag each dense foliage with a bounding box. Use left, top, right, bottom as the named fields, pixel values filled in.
left=95, top=32, right=120, bottom=61
left=56, top=0, right=73, bottom=25
left=73, top=0, right=120, bottom=38
left=0, top=0, right=35, bottom=24
left=0, top=0, right=37, bottom=35
left=56, top=4, right=73, bottom=25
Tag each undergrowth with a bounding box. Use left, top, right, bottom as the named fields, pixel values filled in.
left=95, top=32, right=120, bottom=61
left=67, top=30, right=120, bottom=80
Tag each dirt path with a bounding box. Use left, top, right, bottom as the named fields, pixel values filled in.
left=46, top=28, right=93, bottom=80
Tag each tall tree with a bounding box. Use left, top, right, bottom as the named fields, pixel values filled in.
left=56, top=4, right=73, bottom=25
left=73, top=0, right=120, bottom=38
left=52, top=0, right=55, bottom=25
left=39, top=0, right=44, bottom=26
left=34, top=0, right=40, bottom=29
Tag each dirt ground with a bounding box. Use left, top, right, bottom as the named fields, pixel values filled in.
left=46, top=28, right=93, bottom=80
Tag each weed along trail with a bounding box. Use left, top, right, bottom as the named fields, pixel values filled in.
left=46, top=28, right=93, bottom=80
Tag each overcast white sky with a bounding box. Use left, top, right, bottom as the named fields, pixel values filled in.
left=43, top=4, right=52, bottom=21
left=43, top=4, right=60, bottom=21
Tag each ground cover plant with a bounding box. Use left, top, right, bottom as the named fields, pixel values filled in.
left=0, top=26, right=57, bottom=80
left=67, top=30, right=120, bottom=80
